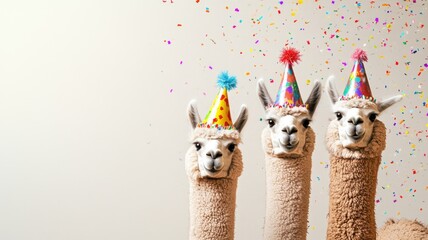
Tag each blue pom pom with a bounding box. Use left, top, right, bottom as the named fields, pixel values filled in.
left=217, top=71, right=237, bottom=90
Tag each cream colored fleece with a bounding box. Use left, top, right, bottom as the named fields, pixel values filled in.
left=185, top=134, right=243, bottom=240
left=262, top=126, right=315, bottom=240
left=326, top=120, right=386, bottom=240
left=378, top=219, right=428, bottom=240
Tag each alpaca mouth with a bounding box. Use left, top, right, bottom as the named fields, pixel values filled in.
left=279, top=138, right=299, bottom=151
left=204, top=167, right=222, bottom=174
left=349, top=133, right=364, bottom=141
left=282, top=142, right=298, bottom=151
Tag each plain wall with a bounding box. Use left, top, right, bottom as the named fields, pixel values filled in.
left=0, top=1, right=426, bottom=239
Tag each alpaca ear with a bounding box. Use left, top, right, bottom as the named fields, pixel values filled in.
left=326, top=75, right=339, bottom=104
left=234, top=104, right=248, bottom=132
left=257, top=79, right=273, bottom=109
left=187, top=99, right=201, bottom=129
left=377, top=95, right=403, bottom=113
left=305, top=80, right=322, bottom=117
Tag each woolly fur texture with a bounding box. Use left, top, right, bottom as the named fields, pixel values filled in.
left=326, top=120, right=386, bottom=240
left=267, top=106, right=310, bottom=117
left=377, top=219, right=428, bottom=240
left=335, top=98, right=379, bottom=110
left=190, top=128, right=241, bottom=142
left=262, top=125, right=315, bottom=240
left=185, top=130, right=243, bottom=240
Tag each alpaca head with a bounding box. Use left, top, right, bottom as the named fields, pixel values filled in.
left=257, top=79, right=322, bottom=156
left=187, top=100, right=248, bottom=178
left=326, top=76, right=402, bottom=149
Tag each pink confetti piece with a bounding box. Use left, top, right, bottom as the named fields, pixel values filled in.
left=169, top=88, right=173, bottom=93
left=234, top=8, right=239, bottom=12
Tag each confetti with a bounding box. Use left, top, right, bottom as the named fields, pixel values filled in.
left=160, top=0, right=427, bottom=232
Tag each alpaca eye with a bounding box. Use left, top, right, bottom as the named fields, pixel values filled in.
left=369, top=113, right=377, bottom=122
left=302, top=119, right=310, bottom=128
left=267, top=119, right=275, bottom=127
left=335, top=112, right=342, bottom=120
left=194, top=142, right=201, bottom=151
left=227, top=143, right=236, bottom=152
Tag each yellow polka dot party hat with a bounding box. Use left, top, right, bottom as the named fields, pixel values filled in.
left=199, top=72, right=237, bottom=130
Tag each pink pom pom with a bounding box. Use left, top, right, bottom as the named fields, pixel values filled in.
left=280, top=47, right=301, bottom=65
left=352, top=48, right=368, bottom=62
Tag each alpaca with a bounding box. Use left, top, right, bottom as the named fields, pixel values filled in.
left=325, top=49, right=428, bottom=240
left=377, top=219, right=428, bottom=240
left=185, top=72, right=248, bottom=240
left=257, top=48, right=322, bottom=240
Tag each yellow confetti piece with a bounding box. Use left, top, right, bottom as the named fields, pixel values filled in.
left=245, top=72, right=250, bottom=76
left=298, top=0, right=303, bottom=4
left=306, top=79, right=311, bottom=85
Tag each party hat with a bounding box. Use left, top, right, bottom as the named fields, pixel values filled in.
left=273, top=47, right=304, bottom=107
left=200, top=72, right=237, bottom=129
left=341, top=48, right=374, bottom=101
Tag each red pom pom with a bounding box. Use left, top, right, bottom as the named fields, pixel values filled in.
left=352, top=48, right=368, bottom=62
left=279, top=47, right=301, bottom=65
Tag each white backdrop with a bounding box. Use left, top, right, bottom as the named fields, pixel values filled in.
left=0, top=1, right=426, bottom=239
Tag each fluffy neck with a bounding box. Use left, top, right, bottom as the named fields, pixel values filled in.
left=325, top=120, right=386, bottom=240
left=261, top=127, right=315, bottom=240
left=185, top=147, right=243, bottom=240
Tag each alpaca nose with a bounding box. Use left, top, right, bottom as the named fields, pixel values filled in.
left=282, top=126, right=298, bottom=134
left=348, top=117, right=364, bottom=125
left=206, top=151, right=223, bottom=159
